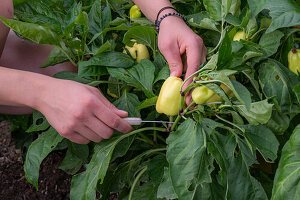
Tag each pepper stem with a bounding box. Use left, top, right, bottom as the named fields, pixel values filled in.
left=292, top=48, right=297, bottom=54
left=171, top=101, right=196, bottom=131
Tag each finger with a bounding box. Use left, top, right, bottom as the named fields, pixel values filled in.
left=183, top=43, right=204, bottom=90
left=86, top=116, right=114, bottom=139
left=88, top=86, right=129, bottom=117
left=64, top=132, right=90, bottom=144
left=76, top=125, right=104, bottom=143
left=159, top=41, right=183, bottom=77
left=94, top=103, right=133, bottom=133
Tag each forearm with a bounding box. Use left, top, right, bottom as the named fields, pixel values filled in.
left=0, top=0, right=14, bottom=57
left=132, top=0, right=173, bottom=23
left=0, top=66, right=51, bottom=109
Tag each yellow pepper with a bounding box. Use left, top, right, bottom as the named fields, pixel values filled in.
left=192, top=86, right=215, bottom=104
left=123, top=39, right=150, bottom=63
left=156, top=76, right=183, bottom=116
left=288, top=48, right=300, bottom=75
left=233, top=31, right=246, bottom=41
left=130, top=5, right=141, bottom=19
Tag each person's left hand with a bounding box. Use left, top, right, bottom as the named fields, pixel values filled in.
left=157, top=16, right=207, bottom=104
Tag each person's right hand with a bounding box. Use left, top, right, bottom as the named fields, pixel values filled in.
left=37, top=78, right=133, bottom=144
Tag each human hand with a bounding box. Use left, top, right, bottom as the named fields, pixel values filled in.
left=37, top=78, right=133, bottom=144
left=158, top=16, right=207, bottom=104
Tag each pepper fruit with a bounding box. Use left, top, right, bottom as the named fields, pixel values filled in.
left=192, top=86, right=215, bottom=104
left=233, top=31, right=246, bottom=41
left=156, top=76, right=183, bottom=116
left=130, top=5, right=141, bottom=19
left=123, top=39, right=150, bottom=63
left=288, top=48, right=300, bottom=75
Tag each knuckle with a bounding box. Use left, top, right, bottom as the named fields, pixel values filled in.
left=73, top=109, right=86, bottom=120
left=110, top=117, right=121, bottom=130
left=101, top=129, right=114, bottom=139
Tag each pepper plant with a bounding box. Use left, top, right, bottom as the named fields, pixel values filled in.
left=1, top=0, right=300, bottom=199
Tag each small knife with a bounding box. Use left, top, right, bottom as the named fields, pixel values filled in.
left=123, top=117, right=174, bottom=126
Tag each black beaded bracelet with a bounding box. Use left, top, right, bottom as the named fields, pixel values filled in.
left=155, top=12, right=188, bottom=33
left=155, top=6, right=179, bottom=24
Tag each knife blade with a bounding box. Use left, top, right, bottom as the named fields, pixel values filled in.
left=123, top=117, right=174, bottom=126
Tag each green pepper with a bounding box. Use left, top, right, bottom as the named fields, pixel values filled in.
left=192, top=86, right=215, bottom=104
left=130, top=5, right=141, bottom=19
left=156, top=76, right=183, bottom=116
left=233, top=30, right=246, bottom=41
left=288, top=48, right=300, bottom=75
left=123, top=39, right=150, bottom=63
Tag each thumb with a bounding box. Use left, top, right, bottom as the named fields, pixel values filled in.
left=160, top=44, right=183, bottom=77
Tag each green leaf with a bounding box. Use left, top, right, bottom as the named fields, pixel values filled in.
left=166, top=119, right=214, bottom=200
left=157, top=167, right=178, bottom=200
left=154, top=65, right=170, bottom=84
left=40, top=46, right=68, bottom=68
left=234, top=100, right=273, bottom=125
left=259, top=30, right=284, bottom=57
left=24, top=127, right=63, bottom=189
left=203, top=0, right=222, bottom=21
left=267, top=111, right=290, bottom=135
left=147, top=155, right=168, bottom=184
left=228, top=154, right=268, bottom=200
left=293, top=84, right=300, bottom=104
left=272, top=125, right=300, bottom=200
left=78, top=52, right=134, bottom=76
left=70, top=137, right=122, bottom=200
left=0, top=17, right=62, bottom=46
left=137, top=96, right=158, bottom=110
left=123, top=26, right=157, bottom=52
left=59, top=147, right=85, bottom=175
left=186, top=12, right=219, bottom=32
left=258, top=59, right=298, bottom=114
left=217, top=31, right=232, bottom=69
left=26, top=111, right=50, bottom=133
left=88, top=1, right=111, bottom=43
left=242, top=125, right=279, bottom=161
left=247, top=0, right=300, bottom=32
left=113, top=91, right=141, bottom=117
left=107, top=60, right=156, bottom=98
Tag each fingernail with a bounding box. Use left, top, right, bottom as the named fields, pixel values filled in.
left=118, top=110, right=128, bottom=115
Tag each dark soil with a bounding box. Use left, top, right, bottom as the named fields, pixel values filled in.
left=0, top=120, right=72, bottom=200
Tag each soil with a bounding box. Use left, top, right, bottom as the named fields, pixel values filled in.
left=0, top=120, right=72, bottom=200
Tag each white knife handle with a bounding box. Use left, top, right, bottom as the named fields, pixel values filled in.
left=123, top=117, right=142, bottom=125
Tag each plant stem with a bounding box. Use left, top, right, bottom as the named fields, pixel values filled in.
left=215, top=114, right=245, bottom=133
left=171, top=102, right=196, bottom=131
left=129, top=166, right=148, bottom=200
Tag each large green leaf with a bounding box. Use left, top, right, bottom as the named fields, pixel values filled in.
left=228, top=154, right=268, bottom=200
left=258, top=59, right=298, bottom=114
left=166, top=119, right=214, bottom=200
left=272, top=125, right=300, bottom=200
left=157, top=167, right=178, bottom=200
left=259, top=30, right=284, bottom=57
left=113, top=91, right=141, bottom=118
left=242, top=125, right=279, bottom=161
left=108, top=60, right=156, bottom=98
left=78, top=52, right=134, bottom=76
left=24, top=127, right=63, bottom=189
left=234, top=100, right=273, bottom=125
left=247, top=0, right=300, bottom=32
left=203, top=0, right=222, bottom=21
left=0, top=17, right=62, bottom=46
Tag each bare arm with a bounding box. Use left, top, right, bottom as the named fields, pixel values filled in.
left=0, top=0, right=13, bottom=57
